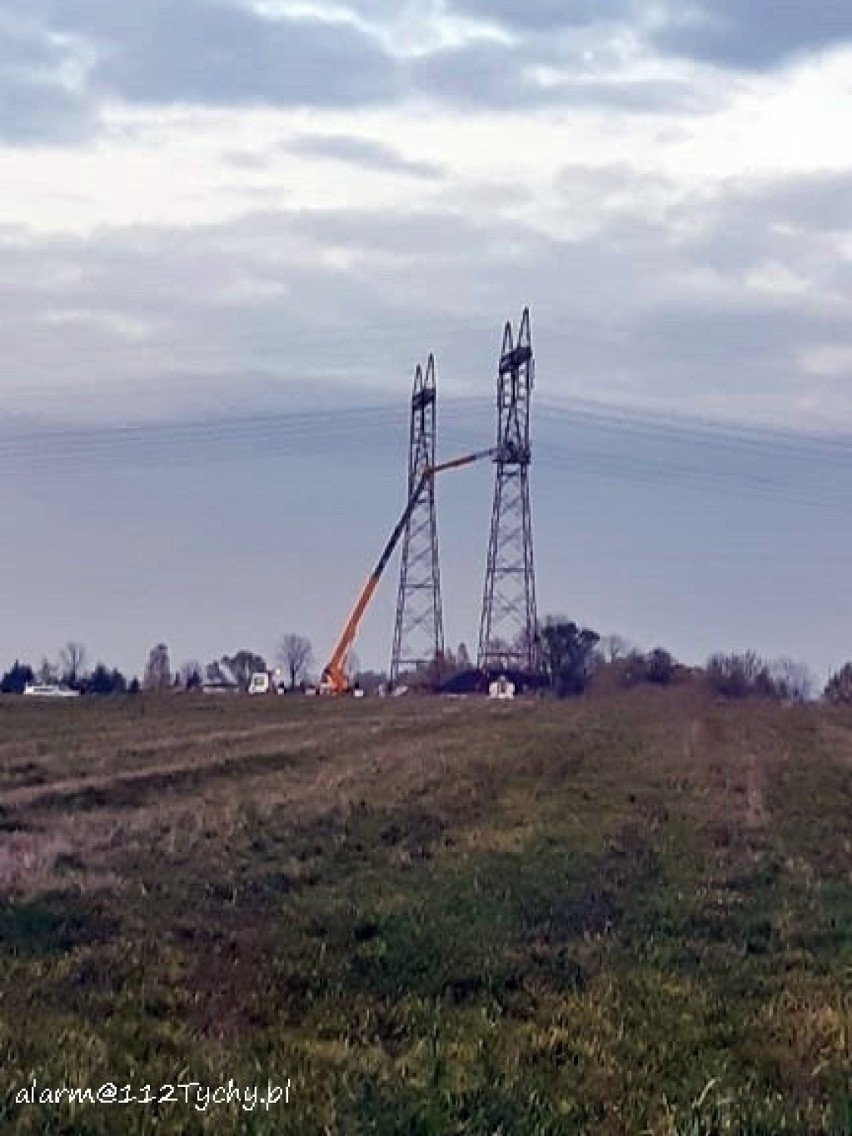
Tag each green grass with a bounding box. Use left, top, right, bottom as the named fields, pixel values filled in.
left=0, top=689, right=850, bottom=1133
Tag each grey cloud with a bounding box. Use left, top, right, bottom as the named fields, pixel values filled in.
left=0, top=206, right=555, bottom=428
left=656, top=172, right=852, bottom=292
left=553, top=164, right=852, bottom=284
left=0, top=15, right=60, bottom=70
left=446, top=0, right=633, bottom=32
left=3, top=0, right=399, bottom=108
left=447, top=0, right=852, bottom=71
left=286, top=133, right=443, bottom=179
left=2, top=159, right=852, bottom=432
left=98, top=6, right=398, bottom=107
left=2, top=0, right=850, bottom=139
left=655, top=0, right=852, bottom=69
left=733, top=172, right=852, bottom=235
left=409, top=41, right=517, bottom=106
left=0, top=0, right=707, bottom=127
left=563, top=77, right=715, bottom=114
left=407, top=39, right=596, bottom=110
left=408, top=39, right=714, bottom=114
left=338, top=0, right=690, bottom=115
left=408, top=39, right=557, bottom=108
left=0, top=14, right=95, bottom=141
left=0, top=75, right=93, bottom=142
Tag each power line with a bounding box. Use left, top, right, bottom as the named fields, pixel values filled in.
left=1, top=394, right=852, bottom=515
left=2, top=387, right=852, bottom=464
left=536, top=398, right=852, bottom=464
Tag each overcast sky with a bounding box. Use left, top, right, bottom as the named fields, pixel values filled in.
left=1, top=0, right=852, bottom=683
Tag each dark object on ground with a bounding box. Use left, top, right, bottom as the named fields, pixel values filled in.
left=439, top=668, right=549, bottom=695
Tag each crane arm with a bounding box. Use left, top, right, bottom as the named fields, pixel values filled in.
left=430, top=446, right=498, bottom=475
left=322, top=469, right=429, bottom=692
left=320, top=446, right=497, bottom=694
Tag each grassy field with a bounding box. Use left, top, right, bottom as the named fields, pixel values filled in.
left=0, top=687, right=850, bottom=1134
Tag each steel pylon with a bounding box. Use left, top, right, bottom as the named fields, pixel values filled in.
left=477, top=308, right=541, bottom=673
left=390, top=356, right=445, bottom=684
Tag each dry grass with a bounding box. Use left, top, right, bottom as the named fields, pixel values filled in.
left=0, top=687, right=850, bottom=1134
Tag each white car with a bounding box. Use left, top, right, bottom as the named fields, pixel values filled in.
left=22, top=683, right=80, bottom=699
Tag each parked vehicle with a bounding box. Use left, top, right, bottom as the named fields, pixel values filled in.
left=248, top=669, right=285, bottom=695
left=22, top=683, right=80, bottom=699
left=488, top=675, right=516, bottom=700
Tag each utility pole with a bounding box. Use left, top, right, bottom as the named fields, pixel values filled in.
left=390, top=356, right=445, bottom=685
left=477, top=308, right=541, bottom=673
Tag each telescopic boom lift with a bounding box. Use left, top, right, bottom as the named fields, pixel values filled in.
left=320, top=447, right=498, bottom=694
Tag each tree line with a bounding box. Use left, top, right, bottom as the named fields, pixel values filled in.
left=4, top=623, right=852, bottom=704
left=384, top=619, right=852, bottom=705
left=0, top=634, right=315, bottom=696
left=535, top=619, right=833, bottom=703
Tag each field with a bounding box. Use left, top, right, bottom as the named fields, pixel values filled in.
left=0, top=687, right=850, bottom=1134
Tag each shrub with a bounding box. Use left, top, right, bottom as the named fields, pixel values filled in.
left=706, top=651, right=773, bottom=699
left=644, top=647, right=676, bottom=686
left=824, top=662, right=852, bottom=704
left=0, top=660, right=34, bottom=694
left=706, top=651, right=813, bottom=701
left=540, top=618, right=599, bottom=698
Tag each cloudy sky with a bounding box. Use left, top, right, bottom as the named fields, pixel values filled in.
left=2, top=0, right=852, bottom=683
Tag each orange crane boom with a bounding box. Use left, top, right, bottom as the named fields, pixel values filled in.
left=320, top=447, right=497, bottom=693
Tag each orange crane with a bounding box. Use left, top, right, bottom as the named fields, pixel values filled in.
left=320, top=447, right=498, bottom=694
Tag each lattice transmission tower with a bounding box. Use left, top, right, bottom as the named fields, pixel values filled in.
left=390, top=356, right=445, bottom=684
left=477, top=308, right=541, bottom=673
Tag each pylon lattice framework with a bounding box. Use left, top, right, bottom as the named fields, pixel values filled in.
left=477, top=308, right=540, bottom=673
left=390, top=355, right=445, bottom=683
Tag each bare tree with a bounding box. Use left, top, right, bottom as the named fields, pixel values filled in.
left=599, top=634, right=632, bottom=664
left=277, top=634, right=313, bottom=690
left=143, top=643, right=172, bottom=691
left=60, top=640, right=87, bottom=687
left=37, top=657, right=58, bottom=684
